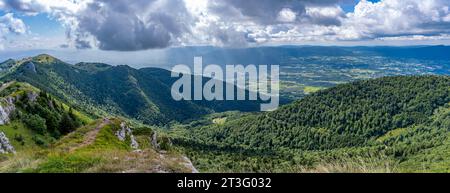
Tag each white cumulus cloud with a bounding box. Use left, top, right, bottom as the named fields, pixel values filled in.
left=338, top=0, right=450, bottom=40
left=1, top=0, right=450, bottom=50
left=0, top=12, right=27, bottom=49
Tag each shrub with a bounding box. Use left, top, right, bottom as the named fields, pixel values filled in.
left=132, top=127, right=154, bottom=136
left=158, top=135, right=172, bottom=151
left=14, top=134, right=25, bottom=146
left=32, top=135, right=47, bottom=146
left=23, top=114, right=47, bottom=134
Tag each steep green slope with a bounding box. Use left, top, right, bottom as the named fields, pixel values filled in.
left=0, top=54, right=261, bottom=125
left=0, top=81, right=91, bottom=155
left=180, top=76, right=450, bottom=151
left=170, top=76, right=450, bottom=172
left=394, top=104, right=450, bottom=172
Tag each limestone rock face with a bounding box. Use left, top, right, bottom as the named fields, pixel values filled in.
left=0, top=97, right=16, bottom=125
left=23, top=61, right=37, bottom=73
left=0, top=132, right=15, bottom=154
left=130, top=135, right=139, bottom=150
left=116, top=122, right=139, bottom=150
left=115, top=122, right=128, bottom=141
left=151, top=132, right=160, bottom=150
left=182, top=156, right=199, bottom=173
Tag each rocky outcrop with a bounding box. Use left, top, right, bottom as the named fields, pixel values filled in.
left=151, top=132, right=172, bottom=152
left=151, top=132, right=160, bottom=150
left=0, top=106, right=10, bottom=125
left=23, top=61, right=37, bottom=73
left=0, top=90, right=38, bottom=125
left=115, top=122, right=129, bottom=141
left=27, top=92, right=38, bottom=103
left=130, top=135, right=139, bottom=150
left=0, top=97, right=16, bottom=125
left=182, top=156, right=199, bottom=173
left=0, top=132, right=15, bottom=154
left=116, top=122, right=139, bottom=150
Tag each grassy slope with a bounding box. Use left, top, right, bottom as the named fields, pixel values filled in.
left=0, top=121, right=49, bottom=150
left=1, top=117, right=196, bottom=173
left=0, top=81, right=196, bottom=173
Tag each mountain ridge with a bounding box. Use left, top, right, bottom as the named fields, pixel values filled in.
left=0, top=54, right=263, bottom=125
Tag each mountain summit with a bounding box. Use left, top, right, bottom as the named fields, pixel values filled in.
left=31, top=54, right=60, bottom=64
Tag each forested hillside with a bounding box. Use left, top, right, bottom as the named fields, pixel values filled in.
left=180, top=76, right=449, bottom=150
left=0, top=81, right=90, bottom=152
left=0, top=55, right=261, bottom=125
left=171, top=76, right=450, bottom=172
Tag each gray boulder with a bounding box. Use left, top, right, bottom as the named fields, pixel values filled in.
left=0, top=132, right=15, bottom=154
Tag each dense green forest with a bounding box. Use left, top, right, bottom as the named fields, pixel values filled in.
left=172, top=102, right=450, bottom=172
left=176, top=76, right=449, bottom=150
left=170, top=76, right=450, bottom=172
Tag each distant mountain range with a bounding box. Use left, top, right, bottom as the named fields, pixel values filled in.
left=1, top=46, right=450, bottom=68
left=0, top=54, right=262, bottom=125
left=163, top=45, right=450, bottom=67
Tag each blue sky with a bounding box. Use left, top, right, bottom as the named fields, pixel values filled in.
left=1, top=0, right=450, bottom=52
left=21, top=13, right=63, bottom=36
left=340, top=0, right=381, bottom=12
